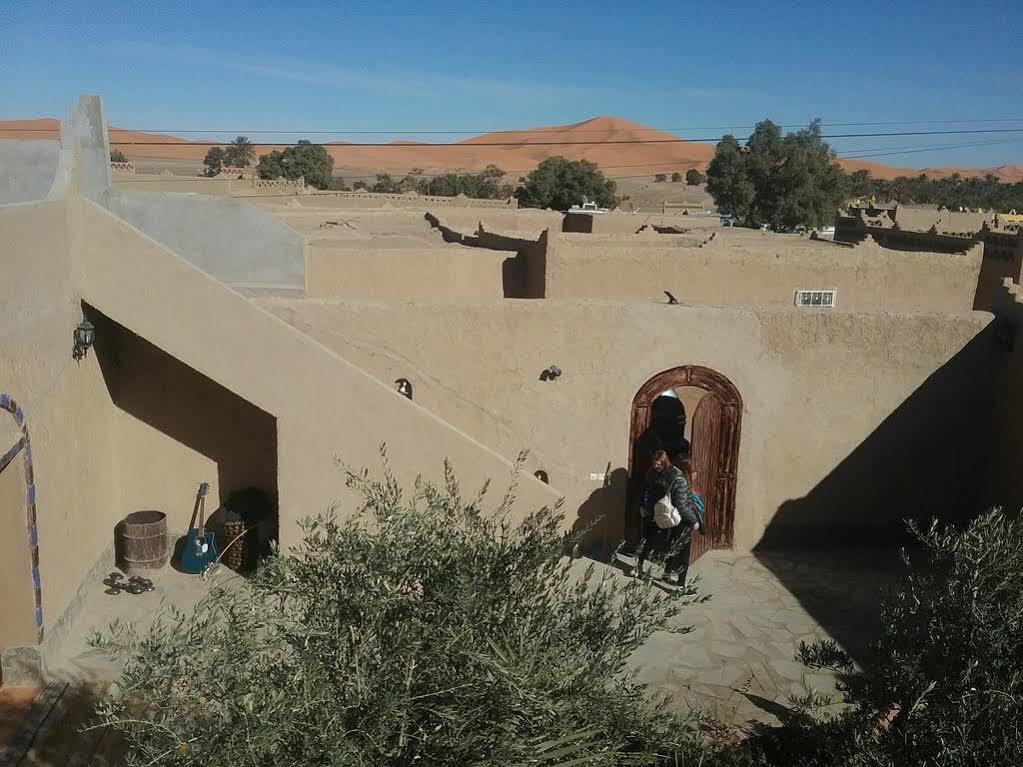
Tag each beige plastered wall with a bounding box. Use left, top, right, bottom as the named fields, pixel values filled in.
left=0, top=199, right=119, bottom=644
left=988, top=279, right=1023, bottom=515
left=259, top=297, right=992, bottom=550
left=307, top=243, right=511, bottom=299
left=76, top=198, right=560, bottom=548
left=541, top=234, right=981, bottom=312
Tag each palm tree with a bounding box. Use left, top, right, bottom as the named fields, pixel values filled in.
left=226, top=135, right=255, bottom=167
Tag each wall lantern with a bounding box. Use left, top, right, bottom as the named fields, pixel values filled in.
left=72, top=319, right=96, bottom=362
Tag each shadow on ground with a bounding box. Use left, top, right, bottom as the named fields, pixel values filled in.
left=755, top=323, right=1004, bottom=665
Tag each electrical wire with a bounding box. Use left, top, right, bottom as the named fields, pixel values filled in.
left=4, top=117, right=1023, bottom=135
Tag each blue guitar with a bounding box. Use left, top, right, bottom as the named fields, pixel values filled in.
left=180, top=482, right=218, bottom=573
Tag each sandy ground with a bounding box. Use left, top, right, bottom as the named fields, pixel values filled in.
left=3, top=116, right=1018, bottom=181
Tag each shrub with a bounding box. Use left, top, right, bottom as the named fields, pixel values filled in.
left=685, top=169, right=705, bottom=186
left=110, top=149, right=127, bottom=163
left=201, top=146, right=225, bottom=178
left=671, top=172, right=683, bottom=183
left=516, top=156, right=618, bottom=211
left=92, top=455, right=726, bottom=766
left=256, top=140, right=334, bottom=189
left=654, top=173, right=668, bottom=183
left=750, top=509, right=1023, bottom=767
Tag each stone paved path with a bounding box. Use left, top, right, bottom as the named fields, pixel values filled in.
left=626, top=548, right=901, bottom=730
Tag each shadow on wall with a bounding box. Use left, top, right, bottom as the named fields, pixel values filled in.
left=758, top=322, right=1000, bottom=549
left=573, top=467, right=629, bottom=558
left=754, top=321, right=1002, bottom=663
left=86, top=304, right=280, bottom=546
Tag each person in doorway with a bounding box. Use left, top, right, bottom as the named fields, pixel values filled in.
left=672, top=454, right=705, bottom=536
left=630, top=450, right=700, bottom=586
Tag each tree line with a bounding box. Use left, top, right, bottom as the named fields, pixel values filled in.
left=705, top=119, right=1023, bottom=230
left=198, top=137, right=624, bottom=208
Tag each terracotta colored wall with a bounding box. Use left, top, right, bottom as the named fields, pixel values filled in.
left=542, top=234, right=981, bottom=311
left=306, top=243, right=511, bottom=299
left=260, top=298, right=993, bottom=551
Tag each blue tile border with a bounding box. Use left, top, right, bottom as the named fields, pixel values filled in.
left=1, top=393, right=44, bottom=643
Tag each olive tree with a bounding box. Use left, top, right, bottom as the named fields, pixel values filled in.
left=92, top=455, right=726, bottom=766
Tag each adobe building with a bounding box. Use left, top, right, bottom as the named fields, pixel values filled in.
left=836, top=202, right=1023, bottom=310
left=3, top=95, right=1023, bottom=683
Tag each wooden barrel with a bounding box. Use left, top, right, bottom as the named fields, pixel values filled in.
left=118, top=510, right=168, bottom=574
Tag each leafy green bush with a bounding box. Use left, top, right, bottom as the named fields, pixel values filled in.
left=685, top=169, right=705, bottom=186
left=256, top=140, right=334, bottom=189
left=93, top=457, right=728, bottom=766
left=750, top=510, right=1023, bottom=767
left=516, top=156, right=618, bottom=211
left=110, top=149, right=128, bottom=163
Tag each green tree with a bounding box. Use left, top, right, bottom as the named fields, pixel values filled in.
left=706, top=120, right=846, bottom=230
left=685, top=168, right=705, bottom=186
left=370, top=172, right=402, bottom=193
left=110, top=149, right=127, bottom=163
left=654, top=173, right=668, bottom=183
left=201, top=146, right=226, bottom=178
left=92, top=458, right=728, bottom=766
left=256, top=140, right=335, bottom=189
left=516, top=156, right=617, bottom=211
left=671, top=171, right=683, bottom=182
left=705, top=136, right=755, bottom=221
left=223, top=135, right=255, bottom=167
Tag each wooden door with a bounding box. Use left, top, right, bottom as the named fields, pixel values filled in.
left=689, top=394, right=722, bottom=562
left=628, top=366, right=742, bottom=557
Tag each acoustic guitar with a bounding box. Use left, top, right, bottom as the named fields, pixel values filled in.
left=180, top=482, right=219, bottom=574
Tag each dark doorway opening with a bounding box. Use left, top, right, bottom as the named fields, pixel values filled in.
left=627, top=366, right=742, bottom=562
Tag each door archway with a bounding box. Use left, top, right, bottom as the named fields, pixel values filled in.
left=627, top=366, right=742, bottom=562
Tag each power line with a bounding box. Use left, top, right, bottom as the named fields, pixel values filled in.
left=110, top=139, right=1017, bottom=182
left=74, top=127, right=1023, bottom=147
left=4, top=117, right=1023, bottom=136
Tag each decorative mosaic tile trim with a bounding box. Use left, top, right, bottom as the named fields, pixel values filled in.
left=0, top=393, right=44, bottom=643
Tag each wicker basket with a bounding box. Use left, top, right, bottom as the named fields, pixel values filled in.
left=221, top=518, right=248, bottom=572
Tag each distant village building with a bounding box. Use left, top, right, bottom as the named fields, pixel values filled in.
left=835, top=202, right=1023, bottom=309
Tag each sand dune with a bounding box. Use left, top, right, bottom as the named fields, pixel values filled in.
left=1, top=115, right=1019, bottom=182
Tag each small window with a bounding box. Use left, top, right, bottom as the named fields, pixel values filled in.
left=795, top=289, right=836, bottom=308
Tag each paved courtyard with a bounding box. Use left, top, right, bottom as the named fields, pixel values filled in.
left=42, top=547, right=901, bottom=736
left=627, top=548, right=901, bottom=730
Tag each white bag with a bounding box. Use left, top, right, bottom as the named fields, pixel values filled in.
left=653, top=497, right=682, bottom=529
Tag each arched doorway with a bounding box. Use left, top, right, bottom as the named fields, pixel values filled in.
left=627, top=367, right=742, bottom=562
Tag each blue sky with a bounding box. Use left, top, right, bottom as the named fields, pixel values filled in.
left=2, top=0, right=1021, bottom=168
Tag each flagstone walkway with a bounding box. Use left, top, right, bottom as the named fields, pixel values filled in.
left=627, top=548, right=901, bottom=730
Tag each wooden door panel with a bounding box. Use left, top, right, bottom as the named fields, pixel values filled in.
left=690, top=394, right=722, bottom=562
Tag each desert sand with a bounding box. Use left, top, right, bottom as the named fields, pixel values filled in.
left=2, top=115, right=1019, bottom=182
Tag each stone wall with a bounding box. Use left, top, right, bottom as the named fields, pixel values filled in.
left=109, top=161, right=135, bottom=175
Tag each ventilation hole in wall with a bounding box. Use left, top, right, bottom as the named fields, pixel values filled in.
left=394, top=378, right=413, bottom=400
left=534, top=470, right=549, bottom=484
